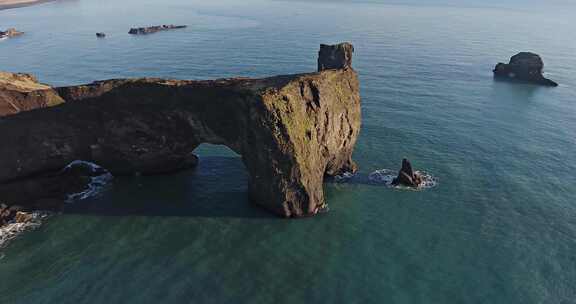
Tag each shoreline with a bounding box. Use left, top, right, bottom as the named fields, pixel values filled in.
left=0, top=0, right=55, bottom=10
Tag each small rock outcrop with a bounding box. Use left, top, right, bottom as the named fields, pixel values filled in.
left=0, top=28, right=24, bottom=39
left=0, top=204, right=32, bottom=226
left=96, top=32, right=106, bottom=38
left=0, top=71, right=65, bottom=116
left=391, top=159, right=423, bottom=188
left=0, top=43, right=361, bottom=218
left=493, top=52, right=558, bottom=87
left=318, top=42, right=354, bottom=71
left=128, top=25, right=187, bottom=35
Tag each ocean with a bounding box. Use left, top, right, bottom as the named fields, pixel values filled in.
left=1, top=0, right=575, bottom=303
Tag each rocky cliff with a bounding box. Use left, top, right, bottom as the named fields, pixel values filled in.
left=0, top=72, right=64, bottom=116
left=0, top=43, right=361, bottom=218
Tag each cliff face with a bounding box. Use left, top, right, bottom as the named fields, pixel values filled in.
left=0, top=72, right=64, bottom=116
left=0, top=43, right=361, bottom=217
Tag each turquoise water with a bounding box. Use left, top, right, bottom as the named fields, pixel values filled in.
left=1, top=0, right=576, bottom=303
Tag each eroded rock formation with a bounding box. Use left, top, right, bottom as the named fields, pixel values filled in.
left=391, top=158, right=423, bottom=188
left=0, top=43, right=361, bottom=218
left=493, top=52, right=558, bottom=87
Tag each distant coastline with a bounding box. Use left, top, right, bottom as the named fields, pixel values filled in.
left=0, top=0, right=55, bottom=10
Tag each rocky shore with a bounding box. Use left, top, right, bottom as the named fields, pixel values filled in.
left=0, top=43, right=361, bottom=220
left=128, top=25, right=187, bottom=35
left=0, top=204, right=33, bottom=226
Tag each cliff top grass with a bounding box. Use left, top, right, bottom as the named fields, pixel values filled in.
left=0, top=72, right=52, bottom=92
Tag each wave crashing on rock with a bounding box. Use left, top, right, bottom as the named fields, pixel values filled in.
left=332, top=169, right=438, bottom=190
left=63, top=160, right=113, bottom=202
left=0, top=161, right=112, bottom=251
left=368, top=169, right=438, bottom=190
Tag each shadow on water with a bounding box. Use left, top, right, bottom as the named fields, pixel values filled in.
left=62, top=156, right=276, bottom=220
left=491, top=77, right=545, bottom=101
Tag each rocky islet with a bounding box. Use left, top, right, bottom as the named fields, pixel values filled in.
left=494, top=52, right=558, bottom=86
left=128, top=24, right=187, bottom=35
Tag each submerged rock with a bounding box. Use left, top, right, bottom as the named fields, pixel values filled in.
left=318, top=42, right=354, bottom=71
left=0, top=43, right=361, bottom=218
left=391, top=159, right=423, bottom=188
left=128, top=25, right=187, bottom=35
left=0, top=28, right=24, bottom=39
left=493, top=52, right=558, bottom=87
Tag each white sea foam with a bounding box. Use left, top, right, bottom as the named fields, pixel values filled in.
left=0, top=212, right=50, bottom=250
left=1, top=161, right=112, bottom=251
left=368, top=169, right=397, bottom=185
left=334, top=172, right=356, bottom=182
left=64, top=160, right=113, bottom=202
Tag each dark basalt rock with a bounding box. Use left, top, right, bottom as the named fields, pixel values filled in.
left=493, top=52, right=558, bottom=87
left=128, top=25, right=187, bottom=35
left=391, top=159, right=423, bottom=188
left=96, top=32, right=106, bottom=38
left=0, top=43, right=361, bottom=218
left=318, top=42, right=354, bottom=71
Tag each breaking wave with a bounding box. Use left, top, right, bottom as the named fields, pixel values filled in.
left=332, top=169, right=438, bottom=190
left=64, top=160, right=113, bottom=202
left=368, top=169, right=438, bottom=190
left=333, top=171, right=356, bottom=182
left=1, top=161, right=113, bottom=252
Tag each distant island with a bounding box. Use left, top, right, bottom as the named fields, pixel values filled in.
left=128, top=25, right=187, bottom=35
left=0, top=0, right=55, bottom=10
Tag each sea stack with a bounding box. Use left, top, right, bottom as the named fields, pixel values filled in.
left=0, top=43, right=361, bottom=218
left=493, top=52, right=558, bottom=87
left=391, top=159, right=423, bottom=188
left=318, top=42, right=354, bottom=71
